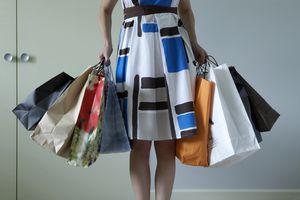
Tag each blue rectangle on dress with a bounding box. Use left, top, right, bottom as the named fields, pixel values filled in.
left=116, top=56, right=128, bottom=83
left=142, top=23, right=159, bottom=32
left=177, top=112, right=197, bottom=130
left=140, top=0, right=172, bottom=7
left=162, top=36, right=188, bottom=73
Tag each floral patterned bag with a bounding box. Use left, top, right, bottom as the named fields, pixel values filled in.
left=67, top=60, right=106, bottom=168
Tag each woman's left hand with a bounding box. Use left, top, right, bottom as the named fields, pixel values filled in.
left=191, top=42, right=208, bottom=66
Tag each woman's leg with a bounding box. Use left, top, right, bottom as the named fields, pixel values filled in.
left=154, top=139, right=176, bottom=200
left=129, top=139, right=152, bottom=200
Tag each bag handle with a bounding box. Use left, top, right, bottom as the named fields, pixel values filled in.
left=91, top=58, right=115, bottom=82
left=91, top=58, right=106, bottom=76
left=104, top=62, right=115, bottom=83
left=196, top=55, right=219, bottom=78
left=206, top=55, right=219, bottom=67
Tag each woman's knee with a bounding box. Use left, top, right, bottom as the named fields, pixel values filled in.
left=154, top=139, right=176, bottom=160
left=130, top=139, right=152, bottom=158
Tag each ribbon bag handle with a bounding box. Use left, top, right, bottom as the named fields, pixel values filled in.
left=91, top=58, right=115, bottom=83
left=104, top=61, right=115, bottom=83
left=91, top=58, right=106, bottom=76
left=196, top=55, right=220, bottom=79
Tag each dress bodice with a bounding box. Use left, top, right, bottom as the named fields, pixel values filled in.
left=120, top=0, right=180, bottom=9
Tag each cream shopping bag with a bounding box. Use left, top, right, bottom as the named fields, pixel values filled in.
left=30, top=66, right=93, bottom=159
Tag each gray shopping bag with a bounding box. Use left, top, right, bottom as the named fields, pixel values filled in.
left=99, top=63, right=131, bottom=153
left=12, top=72, right=74, bottom=130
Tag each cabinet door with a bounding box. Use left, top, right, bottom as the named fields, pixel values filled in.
left=0, top=0, right=17, bottom=200
left=17, top=1, right=132, bottom=200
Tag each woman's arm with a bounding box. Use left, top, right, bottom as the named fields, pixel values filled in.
left=178, top=0, right=198, bottom=44
left=97, top=0, right=118, bottom=63
left=178, top=0, right=207, bottom=64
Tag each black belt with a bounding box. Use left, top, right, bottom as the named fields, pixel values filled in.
left=123, top=5, right=178, bottom=37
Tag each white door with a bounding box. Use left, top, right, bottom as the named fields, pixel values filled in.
left=16, top=0, right=133, bottom=199
left=0, top=0, right=17, bottom=199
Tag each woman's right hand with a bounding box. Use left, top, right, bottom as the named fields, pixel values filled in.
left=98, top=42, right=113, bottom=65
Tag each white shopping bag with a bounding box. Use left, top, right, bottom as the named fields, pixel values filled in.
left=207, top=63, right=260, bottom=167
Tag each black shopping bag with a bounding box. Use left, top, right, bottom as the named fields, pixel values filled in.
left=12, top=72, right=74, bottom=130
left=229, top=66, right=280, bottom=132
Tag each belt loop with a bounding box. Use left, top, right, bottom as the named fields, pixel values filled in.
left=137, top=15, right=142, bottom=37
left=131, top=0, right=142, bottom=37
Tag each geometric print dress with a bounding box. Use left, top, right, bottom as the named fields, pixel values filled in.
left=115, top=0, right=199, bottom=141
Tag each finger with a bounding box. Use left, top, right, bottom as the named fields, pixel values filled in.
left=194, top=56, right=201, bottom=65
left=103, top=54, right=110, bottom=65
left=98, top=53, right=104, bottom=61
left=105, top=59, right=111, bottom=66
left=201, top=56, right=207, bottom=65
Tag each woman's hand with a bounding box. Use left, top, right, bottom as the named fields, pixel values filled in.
left=98, top=0, right=118, bottom=65
left=98, top=41, right=113, bottom=65
left=191, top=42, right=208, bottom=66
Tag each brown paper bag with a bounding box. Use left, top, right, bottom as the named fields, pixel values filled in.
left=30, top=66, right=93, bottom=159
left=176, top=76, right=215, bottom=166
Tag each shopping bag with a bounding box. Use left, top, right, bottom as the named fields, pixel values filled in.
left=30, top=66, right=93, bottom=159
left=175, top=74, right=215, bottom=166
left=67, top=63, right=106, bottom=167
left=228, top=66, right=280, bottom=132
left=239, top=86, right=262, bottom=143
left=99, top=63, right=131, bottom=153
left=229, top=69, right=263, bottom=142
left=12, top=72, right=74, bottom=130
left=207, top=63, right=260, bottom=167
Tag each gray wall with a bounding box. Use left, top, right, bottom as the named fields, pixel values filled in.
left=148, top=0, right=299, bottom=189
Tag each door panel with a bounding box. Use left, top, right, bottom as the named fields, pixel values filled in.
left=0, top=0, right=17, bottom=200
left=17, top=0, right=132, bottom=199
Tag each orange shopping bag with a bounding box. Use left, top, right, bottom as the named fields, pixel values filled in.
left=176, top=75, right=215, bottom=166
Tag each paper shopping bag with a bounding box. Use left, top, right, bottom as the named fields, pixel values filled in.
left=67, top=65, right=106, bottom=167
left=228, top=66, right=280, bottom=132
left=12, top=72, right=74, bottom=130
left=99, top=63, right=131, bottom=154
left=176, top=76, right=215, bottom=166
left=239, top=86, right=262, bottom=143
left=228, top=69, right=263, bottom=142
left=207, top=64, right=260, bottom=167
left=30, top=66, right=93, bottom=159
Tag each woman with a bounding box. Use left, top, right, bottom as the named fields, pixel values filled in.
left=98, top=0, right=207, bottom=200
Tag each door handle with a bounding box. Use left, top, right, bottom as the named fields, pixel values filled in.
left=20, top=53, right=30, bottom=62
left=3, top=53, right=14, bottom=62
